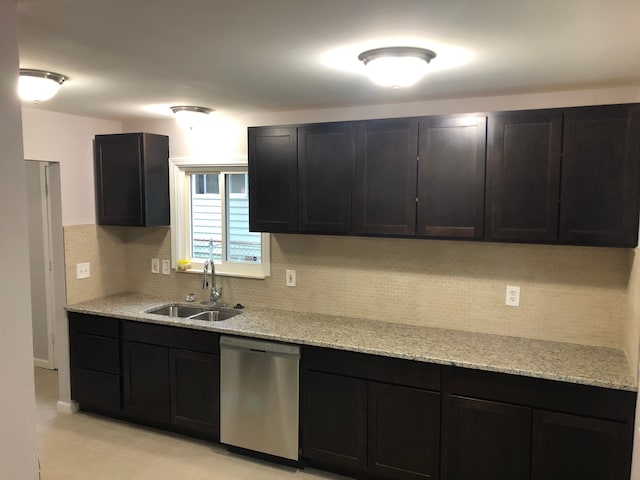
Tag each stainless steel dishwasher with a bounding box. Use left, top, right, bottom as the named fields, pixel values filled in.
left=220, top=336, right=301, bottom=461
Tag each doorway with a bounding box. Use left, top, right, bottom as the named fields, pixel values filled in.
left=25, top=160, right=63, bottom=370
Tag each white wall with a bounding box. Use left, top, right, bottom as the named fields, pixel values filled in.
left=21, top=108, right=122, bottom=226
left=124, top=85, right=640, bottom=159
left=0, top=1, right=39, bottom=478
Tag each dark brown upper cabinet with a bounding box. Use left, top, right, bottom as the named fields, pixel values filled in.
left=485, top=109, right=563, bottom=243
left=560, top=104, right=640, bottom=247
left=298, top=122, right=353, bottom=234
left=248, top=126, right=298, bottom=233
left=94, top=133, right=170, bottom=227
left=353, top=118, right=419, bottom=236
left=247, top=103, right=640, bottom=247
left=417, top=115, right=486, bottom=239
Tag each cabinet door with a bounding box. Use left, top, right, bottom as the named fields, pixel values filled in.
left=302, top=370, right=367, bottom=475
left=169, top=349, right=219, bottom=438
left=248, top=126, right=298, bottom=232
left=443, top=395, right=531, bottom=480
left=560, top=104, right=640, bottom=246
left=123, top=341, right=170, bottom=423
left=298, top=122, right=353, bottom=233
left=368, top=382, right=440, bottom=480
left=94, top=133, right=169, bottom=227
left=532, top=410, right=632, bottom=480
left=486, top=110, right=562, bottom=242
left=95, top=133, right=145, bottom=226
left=417, top=115, right=486, bottom=239
left=353, top=118, right=418, bottom=235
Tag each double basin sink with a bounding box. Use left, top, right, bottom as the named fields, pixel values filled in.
left=146, top=303, right=242, bottom=322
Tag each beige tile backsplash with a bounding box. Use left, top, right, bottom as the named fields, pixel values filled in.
left=64, top=224, right=635, bottom=364
left=625, top=249, right=640, bottom=378
left=64, top=224, right=128, bottom=304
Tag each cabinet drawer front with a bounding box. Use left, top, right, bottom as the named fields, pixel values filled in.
left=123, top=321, right=219, bottom=353
left=444, top=366, right=636, bottom=423
left=303, top=346, right=440, bottom=390
left=69, top=312, right=119, bottom=337
left=71, top=333, right=120, bottom=374
left=71, top=368, right=121, bottom=412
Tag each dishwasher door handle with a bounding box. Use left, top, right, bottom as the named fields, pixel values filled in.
left=220, top=336, right=300, bottom=357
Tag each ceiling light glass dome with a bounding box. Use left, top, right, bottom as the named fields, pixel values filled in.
left=19, top=69, right=67, bottom=102
left=358, top=47, right=436, bottom=88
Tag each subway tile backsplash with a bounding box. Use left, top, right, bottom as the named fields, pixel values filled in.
left=64, top=224, right=633, bottom=356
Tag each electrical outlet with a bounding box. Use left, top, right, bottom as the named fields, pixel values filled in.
left=286, top=269, right=296, bottom=287
left=151, top=258, right=160, bottom=274
left=505, top=285, right=520, bottom=307
left=76, top=262, right=90, bottom=279
left=161, top=259, right=171, bottom=275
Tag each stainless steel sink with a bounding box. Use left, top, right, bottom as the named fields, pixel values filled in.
left=146, top=304, right=208, bottom=318
left=145, top=303, right=242, bottom=322
left=189, top=309, right=239, bottom=322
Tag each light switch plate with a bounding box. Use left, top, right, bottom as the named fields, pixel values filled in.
left=286, top=269, right=296, bottom=287
left=76, top=262, right=90, bottom=279
left=161, top=259, right=171, bottom=275
left=151, top=258, right=160, bottom=274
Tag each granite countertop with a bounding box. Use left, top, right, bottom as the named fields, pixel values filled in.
left=66, top=293, right=637, bottom=392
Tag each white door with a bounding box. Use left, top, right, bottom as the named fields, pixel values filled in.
left=25, top=161, right=56, bottom=369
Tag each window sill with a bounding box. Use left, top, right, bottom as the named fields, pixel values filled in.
left=176, top=267, right=267, bottom=280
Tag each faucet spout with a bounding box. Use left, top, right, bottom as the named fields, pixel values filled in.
left=203, top=258, right=222, bottom=305
left=202, top=260, right=209, bottom=289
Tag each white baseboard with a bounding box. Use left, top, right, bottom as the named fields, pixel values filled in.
left=56, top=400, right=79, bottom=414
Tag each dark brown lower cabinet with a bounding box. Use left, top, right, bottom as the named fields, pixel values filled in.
left=443, top=396, right=531, bottom=480
left=70, top=315, right=636, bottom=480
left=302, top=346, right=441, bottom=480
left=170, top=349, right=219, bottom=437
left=302, top=370, right=367, bottom=473
left=532, top=410, right=631, bottom=480
left=123, top=340, right=171, bottom=422
left=71, top=314, right=220, bottom=441
left=69, top=313, right=122, bottom=413
left=70, top=367, right=121, bottom=412
left=121, top=321, right=221, bottom=440
left=442, top=366, right=636, bottom=480
left=368, top=382, right=440, bottom=480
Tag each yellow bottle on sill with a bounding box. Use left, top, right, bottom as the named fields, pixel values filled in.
left=177, top=259, right=191, bottom=271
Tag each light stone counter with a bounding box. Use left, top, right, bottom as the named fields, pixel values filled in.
left=66, top=292, right=637, bottom=392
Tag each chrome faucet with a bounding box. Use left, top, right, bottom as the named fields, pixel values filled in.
left=202, top=259, right=223, bottom=305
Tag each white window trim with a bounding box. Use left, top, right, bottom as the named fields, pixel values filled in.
left=169, top=157, right=270, bottom=279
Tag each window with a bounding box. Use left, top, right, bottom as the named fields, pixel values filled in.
left=171, top=162, right=270, bottom=279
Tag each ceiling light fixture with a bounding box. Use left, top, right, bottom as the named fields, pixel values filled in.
left=358, top=47, right=437, bottom=88
left=170, top=105, right=213, bottom=130
left=18, top=69, right=68, bottom=102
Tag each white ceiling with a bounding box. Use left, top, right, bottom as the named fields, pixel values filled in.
left=17, top=0, right=640, bottom=121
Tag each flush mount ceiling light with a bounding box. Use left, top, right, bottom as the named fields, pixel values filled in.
left=18, top=69, right=68, bottom=102
left=358, top=47, right=437, bottom=88
left=170, top=105, right=213, bottom=130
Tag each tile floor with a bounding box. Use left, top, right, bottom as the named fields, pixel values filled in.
left=35, top=368, right=347, bottom=480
